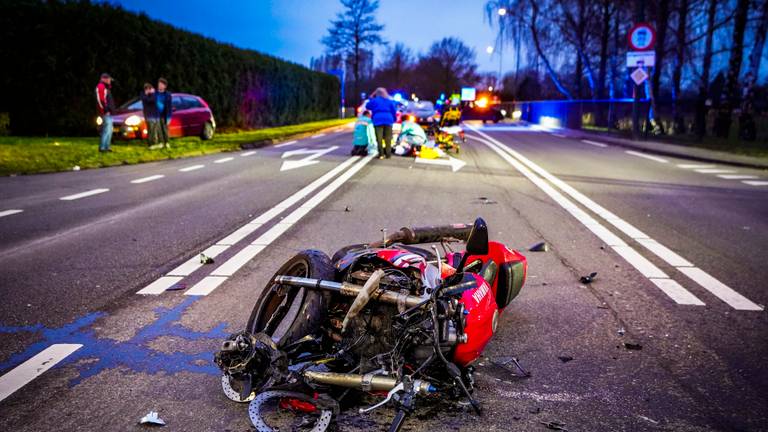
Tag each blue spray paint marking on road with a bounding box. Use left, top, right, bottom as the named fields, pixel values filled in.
left=0, top=297, right=229, bottom=386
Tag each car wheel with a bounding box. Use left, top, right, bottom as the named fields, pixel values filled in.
left=201, top=122, right=215, bottom=140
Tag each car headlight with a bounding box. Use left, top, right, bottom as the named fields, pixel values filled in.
left=96, top=116, right=103, bottom=126
left=125, top=115, right=142, bottom=126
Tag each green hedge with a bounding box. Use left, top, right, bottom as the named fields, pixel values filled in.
left=0, top=0, right=340, bottom=135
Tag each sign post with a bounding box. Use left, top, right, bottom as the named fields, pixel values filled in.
left=628, top=11, right=654, bottom=139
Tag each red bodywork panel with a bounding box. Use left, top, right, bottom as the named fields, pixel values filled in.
left=369, top=242, right=527, bottom=367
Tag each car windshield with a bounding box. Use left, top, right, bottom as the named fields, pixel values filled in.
left=121, top=98, right=143, bottom=111
left=407, top=101, right=434, bottom=112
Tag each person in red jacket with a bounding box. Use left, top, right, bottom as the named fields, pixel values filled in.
left=95, top=73, right=116, bottom=152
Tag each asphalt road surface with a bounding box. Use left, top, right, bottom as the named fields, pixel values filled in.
left=1, top=122, right=766, bottom=431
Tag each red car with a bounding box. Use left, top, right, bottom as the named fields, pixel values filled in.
left=99, top=93, right=216, bottom=140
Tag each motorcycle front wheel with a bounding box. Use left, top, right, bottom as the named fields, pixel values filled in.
left=247, top=249, right=335, bottom=347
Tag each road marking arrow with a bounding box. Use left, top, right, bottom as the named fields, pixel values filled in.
left=414, top=156, right=466, bottom=172
left=280, top=146, right=339, bottom=171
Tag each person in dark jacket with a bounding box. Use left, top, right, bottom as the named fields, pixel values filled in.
left=95, top=73, right=116, bottom=152
left=366, top=87, right=397, bottom=158
left=155, top=78, right=173, bottom=149
left=141, top=83, right=161, bottom=148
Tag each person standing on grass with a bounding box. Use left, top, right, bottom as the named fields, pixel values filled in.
left=141, top=83, right=161, bottom=149
left=95, top=73, right=116, bottom=153
left=366, top=87, right=397, bottom=159
left=155, top=78, right=173, bottom=149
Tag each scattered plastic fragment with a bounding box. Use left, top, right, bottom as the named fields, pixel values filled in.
left=618, top=328, right=625, bottom=336
left=623, top=342, right=642, bottom=350
left=637, top=415, right=659, bottom=424
left=166, top=283, right=187, bottom=291
left=477, top=196, right=498, bottom=205
left=344, top=206, right=351, bottom=212
left=557, top=356, right=574, bottom=363
left=597, top=303, right=609, bottom=309
left=200, top=253, right=214, bottom=264
left=579, top=272, right=598, bottom=284
left=540, top=420, right=568, bottom=431
left=139, top=411, right=166, bottom=426
left=529, top=241, right=549, bottom=252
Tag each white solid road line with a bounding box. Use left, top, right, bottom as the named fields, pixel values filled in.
left=311, top=133, right=327, bottom=139
left=179, top=164, right=205, bottom=172
left=677, top=267, right=763, bottom=311
left=241, top=151, right=257, bottom=157
left=190, top=155, right=375, bottom=294
left=468, top=128, right=763, bottom=311
left=275, top=140, right=298, bottom=148
left=694, top=168, right=734, bottom=174
left=0, top=344, right=82, bottom=403
left=581, top=140, right=608, bottom=148
left=465, top=132, right=704, bottom=307
left=214, top=157, right=234, bottom=164
left=138, top=155, right=361, bottom=295
left=625, top=150, right=668, bottom=163
left=717, top=174, right=758, bottom=180
left=0, top=209, right=23, bottom=218
left=60, top=188, right=109, bottom=201
left=677, top=164, right=715, bottom=169
left=743, top=180, right=768, bottom=186
left=130, top=174, right=165, bottom=184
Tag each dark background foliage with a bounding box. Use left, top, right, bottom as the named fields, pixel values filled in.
left=0, top=0, right=340, bottom=136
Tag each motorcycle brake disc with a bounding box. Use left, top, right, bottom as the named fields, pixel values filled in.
left=248, top=390, right=333, bottom=432
left=221, top=374, right=255, bottom=403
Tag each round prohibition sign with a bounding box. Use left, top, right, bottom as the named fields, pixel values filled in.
left=628, top=23, right=656, bottom=51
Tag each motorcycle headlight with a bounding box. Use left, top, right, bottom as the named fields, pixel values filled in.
left=125, top=115, right=142, bottom=126
left=96, top=116, right=103, bottom=126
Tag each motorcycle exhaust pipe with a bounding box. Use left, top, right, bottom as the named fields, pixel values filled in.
left=302, top=371, right=434, bottom=395
left=274, top=276, right=425, bottom=309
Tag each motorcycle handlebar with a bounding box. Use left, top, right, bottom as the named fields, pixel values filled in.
left=369, top=223, right=472, bottom=247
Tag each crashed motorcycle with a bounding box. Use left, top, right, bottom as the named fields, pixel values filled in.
left=215, top=217, right=527, bottom=431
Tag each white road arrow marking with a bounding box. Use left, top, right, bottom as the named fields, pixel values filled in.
left=414, top=156, right=466, bottom=172
left=280, top=146, right=338, bottom=171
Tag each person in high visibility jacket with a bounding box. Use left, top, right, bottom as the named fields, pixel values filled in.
left=351, top=110, right=378, bottom=156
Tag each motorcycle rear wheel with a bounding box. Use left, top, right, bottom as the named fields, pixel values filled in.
left=247, top=250, right=335, bottom=347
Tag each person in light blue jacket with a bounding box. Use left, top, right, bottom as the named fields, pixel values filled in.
left=351, top=110, right=378, bottom=156
left=365, top=87, right=397, bottom=158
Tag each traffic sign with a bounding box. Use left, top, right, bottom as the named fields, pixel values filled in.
left=628, top=23, right=656, bottom=51
left=627, top=51, right=656, bottom=67
left=630, top=68, right=649, bottom=85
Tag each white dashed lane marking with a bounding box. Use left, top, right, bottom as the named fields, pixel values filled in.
left=241, top=151, right=257, bottom=157
left=743, top=180, right=768, bottom=186
left=625, top=150, right=668, bottom=163
left=60, top=188, right=109, bottom=201
left=275, top=140, right=297, bottom=148
left=130, top=174, right=165, bottom=184
left=581, top=140, right=608, bottom=148
left=179, top=164, right=205, bottom=172
left=311, top=133, right=326, bottom=139
left=0, top=209, right=23, bottom=218
left=677, top=164, right=715, bottom=169
left=0, top=344, right=82, bottom=402
left=694, top=168, right=735, bottom=174
left=214, top=157, right=234, bottom=164
left=717, top=174, right=758, bottom=180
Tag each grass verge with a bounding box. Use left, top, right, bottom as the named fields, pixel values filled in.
left=0, top=118, right=352, bottom=175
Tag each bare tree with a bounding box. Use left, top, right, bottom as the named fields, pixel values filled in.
left=321, top=0, right=385, bottom=105
left=714, top=0, right=749, bottom=138
left=671, top=0, right=690, bottom=134
left=694, top=0, right=718, bottom=139
left=378, top=42, right=412, bottom=89
left=414, top=37, right=478, bottom=100
left=739, top=0, right=768, bottom=140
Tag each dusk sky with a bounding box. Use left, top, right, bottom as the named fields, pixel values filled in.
left=107, top=0, right=506, bottom=73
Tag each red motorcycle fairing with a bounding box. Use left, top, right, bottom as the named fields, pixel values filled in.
left=453, top=273, right=498, bottom=366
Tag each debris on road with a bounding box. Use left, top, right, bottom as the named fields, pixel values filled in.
left=579, top=272, right=598, bottom=284
left=540, top=420, right=568, bottom=431
left=624, top=342, right=643, bottom=350
left=166, top=282, right=187, bottom=291
left=477, top=196, right=498, bottom=205
left=344, top=206, right=351, bottom=212
left=597, top=303, right=609, bottom=309
left=529, top=407, right=541, bottom=414
left=618, top=328, right=626, bottom=336
left=557, top=356, right=574, bottom=363
left=637, top=415, right=659, bottom=424
left=139, top=411, right=166, bottom=426
left=199, top=253, right=214, bottom=264
left=72, top=165, right=80, bottom=171
left=529, top=241, right=549, bottom=252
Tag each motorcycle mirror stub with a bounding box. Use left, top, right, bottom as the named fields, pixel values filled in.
left=465, top=218, right=489, bottom=256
